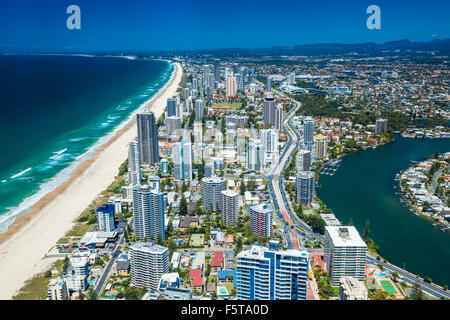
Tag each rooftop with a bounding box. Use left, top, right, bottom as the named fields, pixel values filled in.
left=325, top=226, right=367, bottom=247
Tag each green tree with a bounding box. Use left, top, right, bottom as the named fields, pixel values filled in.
left=87, top=289, right=98, bottom=300
left=179, top=195, right=188, bottom=215
left=409, top=281, right=426, bottom=300
left=362, top=220, right=370, bottom=242
left=240, top=180, right=246, bottom=195
left=62, top=256, right=70, bottom=275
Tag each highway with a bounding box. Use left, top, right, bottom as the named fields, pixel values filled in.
left=268, top=88, right=324, bottom=250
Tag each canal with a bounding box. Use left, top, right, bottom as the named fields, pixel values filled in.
left=317, top=135, right=450, bottom=287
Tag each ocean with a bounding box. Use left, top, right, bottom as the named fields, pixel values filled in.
left=0, top=54, right=173, bottom=233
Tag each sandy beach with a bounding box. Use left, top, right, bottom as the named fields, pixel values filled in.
left=0, top=61, right=182, bottom=299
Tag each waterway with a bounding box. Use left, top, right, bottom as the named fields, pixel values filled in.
left=317, top=135, right=450, bottom=287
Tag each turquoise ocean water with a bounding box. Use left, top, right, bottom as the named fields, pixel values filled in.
left=0, top=55, right=173, bottom=233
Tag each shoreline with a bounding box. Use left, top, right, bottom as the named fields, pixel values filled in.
left=0, top=61, right=182, bottom=299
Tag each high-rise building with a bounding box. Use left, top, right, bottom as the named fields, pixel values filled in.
left=137, top=111, right=160, bottom=164
left=182, top=140, right=193, bottom=181
left=173, top=139, right=193, bottom=181
left=204, top=161, right=214, bottom=178
left=109, top=196, right=122, bottom=214
left=167, top=97, right=177, bottom=117
left=66, top=256, right=89, bottom=292
left=128, top=139, right=141, bottom=185
left=315, top=134, right=328, bottom=159
left=274, top=105, right=283, bottom=130
left=225, top=115, right=249, bottom=127
left=221, top=189, right=238, bottom=227
left=296, top=150, right=311, bottom=172
left=214, top=59, right=220, bottom=82
left=296, top=171, right=315, bottom=205
left=236, top=243, right=309, bottom=300
left=324, top=226, right=367, bottom=286
left=96, top=204, right=115, bottom=232
left=261, top=129, right=278, bottom=154
left=48, top=278, right=69, bottom=300
left=302, top=116, right=314, bottom=154
left=195, top=99, right=204, bottom=122
left=235, top=73, right=243, bottom=90
left=249, top=204, right=273, bottom=238
left=148, top=175, right=160, bottom=192
left=266, top=77, right=271, bottom=92
left=182, top=88, right=190, bottom=101
left=202, top=64, right=210, bottom=87
left=263, top=94, right=276, bottom=126
left=166, top=116, right=181, bottom=135
left=226, top=75, right=237, bottom=97
left=286, top=73, right=295, bottom=85
left=132, top=185, right=165, bottom=241
left=375, top=119, right=388, bottom=135
left=130, top=242, right=169, bottom=290
left=246, top=140, right=265, bottom=171
left=160, top=158, right=169, bottom=174
left=207, top=73, right=215, bottom=89
left=201, top=176, right=226, bottom=212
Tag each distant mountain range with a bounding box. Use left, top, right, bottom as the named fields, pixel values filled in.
left=138, top=38, right=450, bottom=57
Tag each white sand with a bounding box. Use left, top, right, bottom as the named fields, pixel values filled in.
left=0, top=62, right=182, bottom=300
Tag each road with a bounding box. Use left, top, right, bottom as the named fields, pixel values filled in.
left=268, top=88, right=450, bottom=299
left=95, top=226, right=126, bottom=295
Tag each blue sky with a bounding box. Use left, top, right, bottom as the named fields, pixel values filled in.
left=0, top=0, right=448, bottom=52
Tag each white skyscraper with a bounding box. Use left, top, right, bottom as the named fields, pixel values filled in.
left=226, top=75, right=237, bottom=97
left=173, top=139, right=193, bottom=181
left=130, top=242, right=169, bottom=290
left=324, top=226, right=367, bottom=286
left=96, top=204, right=115, bottom=232
left=296, top=150, right=311, bottom=172
left=302, top=116, right=315, bottom=155
left=296, top=171, right=315, bottom=205
left=195, top=99, right=204, bottom=121
left=128, top=139, right=141, bottom=186
left=221, top=189, right=238, bottom=227
left=249, top=204, right=273, bottom=238
left=132, top=185, right=165, bottom=241
left=202, top=176, right=226, bottom=212
left=246, top=139, right=265, bottom=171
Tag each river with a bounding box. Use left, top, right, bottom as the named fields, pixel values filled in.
left=317, top=135, right=450, bottom=287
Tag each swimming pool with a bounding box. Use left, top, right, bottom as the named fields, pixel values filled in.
left=219, top=288, right=228, bottom=295
left=374, top=272, right=387, bottom=277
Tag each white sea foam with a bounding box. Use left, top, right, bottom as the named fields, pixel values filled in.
left=10, top=168, right=32, bottom=179
left=69, top=137, right=88, bottom=142
left=53, top=148, right=68, bottom=155
left=107, top=114, right=121, bottom=120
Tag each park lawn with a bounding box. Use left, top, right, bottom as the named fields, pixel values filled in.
left=302, top=207, right=316, bottom=216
